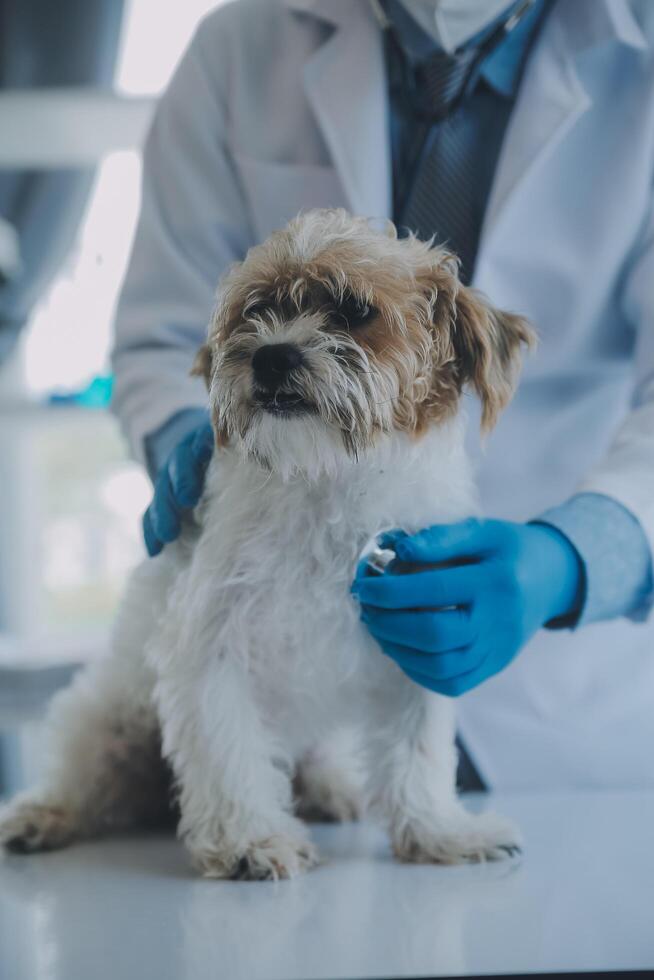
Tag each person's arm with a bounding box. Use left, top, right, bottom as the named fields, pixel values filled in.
left=111, top=11, right=252, bottom=465
left=355, top=190, right=654, bottom=694
left=564, top=185, right=654, bottom=621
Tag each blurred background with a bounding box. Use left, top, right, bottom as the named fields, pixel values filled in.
left=0, top=0, right=228, bottom=795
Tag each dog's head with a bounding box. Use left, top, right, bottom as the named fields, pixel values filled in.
left=194, top=208, right=534, bottom=478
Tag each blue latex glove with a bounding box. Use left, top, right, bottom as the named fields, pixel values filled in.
left=143, top=421, right=214, bottom=557
left=351, top=518, right=584, bottom=697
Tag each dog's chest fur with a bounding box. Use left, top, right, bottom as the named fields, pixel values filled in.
left=172, top=419, right=476, bottom=745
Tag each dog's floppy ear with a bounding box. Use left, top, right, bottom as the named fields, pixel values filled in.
left=451, top=284, right=536, bottom=430
left=191, top=342, right=231, bottom=447
left=413, top=246, right=535, bottom=432
left=191, top=344, right=213, bottom=391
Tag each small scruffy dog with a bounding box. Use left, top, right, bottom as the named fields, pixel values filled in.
left=0, top=209, right=533, bottom=879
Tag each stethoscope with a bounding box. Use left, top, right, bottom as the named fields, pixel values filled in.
left=368, top=0, right=537, bottom=124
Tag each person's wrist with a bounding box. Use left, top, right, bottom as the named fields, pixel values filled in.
left=526, top=521, right=585, bottom=627
left=144, top=408, right=211, bottom=482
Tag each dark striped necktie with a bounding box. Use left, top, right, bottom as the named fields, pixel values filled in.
left=398, top=45, right=482, bottom=284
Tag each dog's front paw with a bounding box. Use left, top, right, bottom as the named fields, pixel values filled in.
left=393, top=810, right=522, bottom=865
left=0, top=797, right=78, bottom=854
left=191, top=833, right=319, bottom=881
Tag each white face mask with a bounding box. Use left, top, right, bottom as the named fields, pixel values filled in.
left=396, top=0, right=516, bottom=53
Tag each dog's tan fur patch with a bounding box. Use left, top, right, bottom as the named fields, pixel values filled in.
left=198, top=209, right=535, bottom=458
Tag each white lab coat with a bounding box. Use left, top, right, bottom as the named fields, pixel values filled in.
left=112, top=0, right=654, bottom=790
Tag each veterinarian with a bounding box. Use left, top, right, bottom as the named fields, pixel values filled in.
left=111, top=0, right=654, bottom=792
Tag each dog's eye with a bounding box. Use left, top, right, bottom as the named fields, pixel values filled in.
left=333, top=293, right=377, bottom=330
left=244, top=301, right=270, bottom=321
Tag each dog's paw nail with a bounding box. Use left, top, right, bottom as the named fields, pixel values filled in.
left=233, top=856, right=252, bottom=879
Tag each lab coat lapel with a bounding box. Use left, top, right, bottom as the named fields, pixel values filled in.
left=477, top=0, right=646, bottom=264
left=285, top=0, right=392, bottom=220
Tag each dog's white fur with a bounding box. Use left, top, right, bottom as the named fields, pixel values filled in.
left=0, top=209, right=532, bottom=879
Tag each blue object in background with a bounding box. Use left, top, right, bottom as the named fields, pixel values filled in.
left=48, top=374, right=114, bottom=409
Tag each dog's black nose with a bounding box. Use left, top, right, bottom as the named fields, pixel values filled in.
left=252, top=343, right=303, bottom=391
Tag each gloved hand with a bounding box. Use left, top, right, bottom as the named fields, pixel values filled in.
left=351, top=518, right=584, bottom=697
left=143, top=420, right=214, bottom=557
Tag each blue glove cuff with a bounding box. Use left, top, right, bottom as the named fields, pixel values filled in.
left=527, top=520, right=586, bottom=630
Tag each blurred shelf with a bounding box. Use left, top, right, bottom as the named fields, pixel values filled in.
left=0, top=664, right=81, bottom=724
left=0, top=399, right=114, bottom=421
left=0, top=634, right=104, bottom=722
left=0, top=89, right=155, bottom=167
